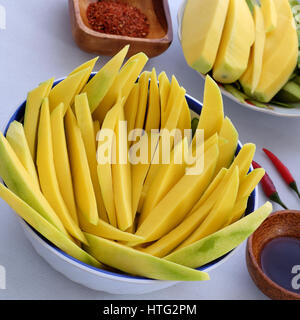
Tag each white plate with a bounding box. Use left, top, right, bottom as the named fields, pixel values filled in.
left=177, top=0, right=300, bottom=118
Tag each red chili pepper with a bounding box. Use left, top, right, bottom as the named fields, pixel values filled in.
left=262, top=148, right=300, bottom=198
left=252, top=161, right=288, bottom=209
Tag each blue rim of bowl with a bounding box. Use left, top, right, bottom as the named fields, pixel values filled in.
left=4, top=73, right=257, bottom=282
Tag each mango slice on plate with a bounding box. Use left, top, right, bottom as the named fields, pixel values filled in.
left=213, top=0, right=255, bottom=83
left=65, top=108, right=98, bottom=225
left=84, top=233, right=209, bottom=281
left=135, top=144, right=219, bottom=242
left=36, top=99, right=86, bottom=243
left=240, top=4, right=266, bottom=95
left=0, top=184, right=101, bottom=268
left=125, top=83, right=139, bottom=139
left=177, top=98, right=191, bottom=135
left=50, top=103, right=78, bottom=225
left=158, top=72, right=171, bottom=128
left=83, top=45, right=129, bottom=113
left=6, top=121, right=40, bottom=190
left=237, top=168, right=265, bottom=200
left=0, top=131, right=67, bottom=235
left=261, top=0, right=277, bottom=33
left=181, top=0, right=230, bottom=74
left=24, top=78, right=54, bottom=159
left=165, top=202, right=272, bottom=268
left=75, top=93, right=108, bottom=222
left=93, top=120, right=100, bottom=140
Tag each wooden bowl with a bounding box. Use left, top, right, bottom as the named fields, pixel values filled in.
left=68, top=0, right=173, bottom=58
left=246, top=210, right=300, bottom=300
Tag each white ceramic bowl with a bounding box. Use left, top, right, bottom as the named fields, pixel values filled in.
left=4, top=75, right=258, bottom=294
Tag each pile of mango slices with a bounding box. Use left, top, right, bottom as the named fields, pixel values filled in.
left=0, top=46, right=272, bottom=280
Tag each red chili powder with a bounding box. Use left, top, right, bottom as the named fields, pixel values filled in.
left=87, top=0, right=150, bottom=38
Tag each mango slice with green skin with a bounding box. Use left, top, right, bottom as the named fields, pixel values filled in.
left=0, top=184, right=101, bottom=268
left=24, top=78, right=54, bottom=159
left=135, top=144, right=219, bottom=242
left=78, top=211, right=144, bottom=242
left=83, top=45, right=129, bottom=114
left=37, top=99, right=86, bottom=244
left=0, top=131, right=67, bottom=235
left=124, top=83, right=139, bottom=142
left=65, top=108, right=98, bottom=225
left=165, top=202, right=273, bottom=268
left=68, top=57, right=98, bottom=96
left=194, top=75, right=224, bottom=141
left=181, top=0, right=230, bottom=74
left=214, top=117, right=238, bottom=174
left=84, top=233, right=209, bottom=281
left=250, top=0, right=298, bottom=102
left=48, top=68, right=90, bottom=113
left=261, top=0, right=277, bottom=33
left=112, top=99, right=133, bottom=231
left=139, top=138, right=188, bottom=226
left=240, top=4, right=266, bottom=95
left=96, top=104, right=119, bottom=227
left=145, top=68, right=160, bottom=131
left=93, top=52, right=148, bottom=124
left=213, top=0, right=255, bottom=83
left=6, top=121, right=40, bottom=190
left=75, top=93, right=108, bottom=222
left=178, top=167, right=239, bottom=249
left=51, top=103, right=78, bottom=225
left=158, top=72, right=171, bottom=128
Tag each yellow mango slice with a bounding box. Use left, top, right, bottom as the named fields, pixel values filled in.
left=84, top=233, right=209, bottom=281
left=93, top=120, right=100, bottom=138
left=75, top=93, right=108, bottom=222
left=158, top=72, right=171, bottom=128
left=125, top=83, right=139, bottom=138
left=261, top=0, right=277, bottom=33
left=165, top=202, right=272, bottom=268
left=240, top=4, right=266, bottom=94
left=177, top=99, right=191, bottom=135
left=135, top=144, right=219, bottom=242
left=214, top=117, right=238, bottom=173
left=250, top=0, right=298, bottom=102
left=97, top=104, right=120, bottom=227
left=36, top=99, right=86, bottom=243
left=24, top=78, right=54, bottom=159
left=65, top=108, right=98, bottom=225
left=78, top=211, right=144, bottom=242
left=164, top=76, right=181, bottom=125
left=0, top=184, right=100, bottom=267
left=237, top=168, right=265, bottom=199
left=50, top=103, right=78, bottom=225
left=139, top=137, right=189, bottom=226
left=145, top=68, right=160, bottom=131
left=142, top=167, right=231, bottom=257
left=213, top=0, right=255, bottom=83
left=195, top=75, right=224, bottom=141
left=181, top=0, right=230, bottom=74
left=69, top=57, right=98, bottom=95
left=134, top=71, right=151, bottom=130
left=93, top=52, right=148, bottom=124
left=178, top=166, right=239, bottom=249
left=6, top=121, right=40, bottom=189
left=83, top=45, right=129, bottom=113
left=48, top=68, right=90, bottom=112
left=112, top=100, right=133, bottom=231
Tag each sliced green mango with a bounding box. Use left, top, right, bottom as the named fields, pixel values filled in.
left=65, top=108, right=98, bottom=225
left=75, top=93, right=108, bottom=222
left=261, top=0, right=277, bottom=33
left=93, top=120, right=100, bottom=140
left=83, top=45, right=129, bottom=113
left=51, top=103, right=78, bottom=225
left=0, top=184, right=101, bottom=268
left=158, top=72, right=171, bottom=128
left=237, top=168, right=265, bottom=199
left=24, top=78, right=54, bottom=159
left=165, top=202, right=272, bottom=268
left=6, top=121, right=40, bottom=189
left=124, top=83, right=139, bottom=140
left=84, top=233, right=209, bottom=281
left=37, top=99, right=86, bottom=243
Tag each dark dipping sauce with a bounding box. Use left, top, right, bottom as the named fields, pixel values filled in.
left=260, top=237, right=300, bottom=294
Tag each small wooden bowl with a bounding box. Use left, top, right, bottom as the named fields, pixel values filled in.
left=68, top=0, right=173, bottom=58
left=246, top=210, right=300, bottom=300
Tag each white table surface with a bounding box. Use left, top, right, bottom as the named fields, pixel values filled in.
left=0, top=0, right=299, bottom=300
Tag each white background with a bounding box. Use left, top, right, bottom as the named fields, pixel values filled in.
left=0, top=0, right=299, bottom=300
